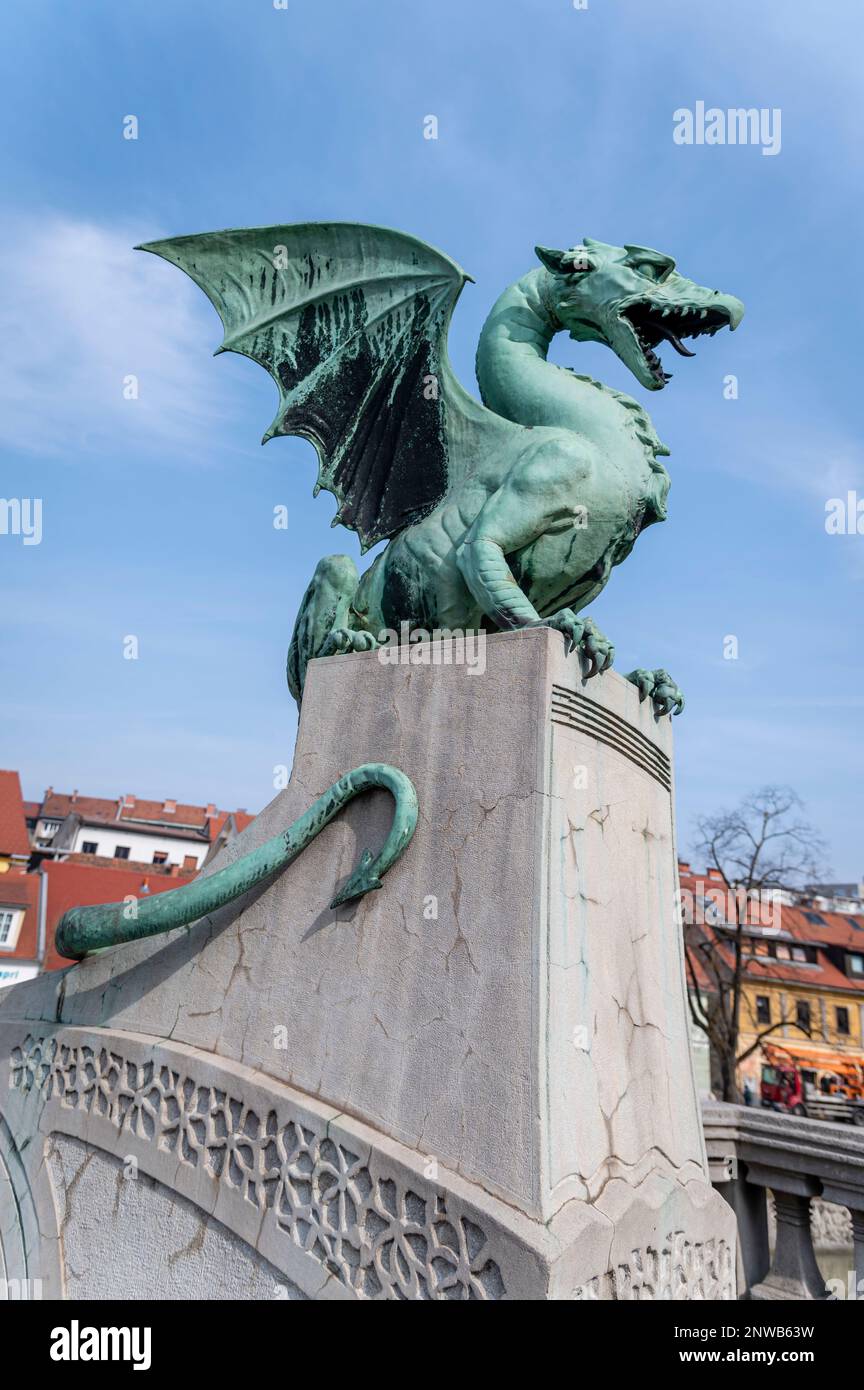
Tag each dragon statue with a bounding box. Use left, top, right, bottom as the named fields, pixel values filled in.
left=55, top=224, right=743, bottom=960
left=139, top=223, right=744, bottom=716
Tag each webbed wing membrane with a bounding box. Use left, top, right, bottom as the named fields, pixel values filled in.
left=138, top=222, right=475, bottom=550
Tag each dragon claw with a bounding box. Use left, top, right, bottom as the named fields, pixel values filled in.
left=533, top=611, right=614, bottom=678
left=532, top=609, right=584, bottom=657
left=578, top=617, right=615, bottom=677
left=324, top=627, right=379, bottom=656
left=626, top=667, right=684, bottom=717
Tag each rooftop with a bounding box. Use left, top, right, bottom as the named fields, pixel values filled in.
left=0, top=771, right=32, bottom=859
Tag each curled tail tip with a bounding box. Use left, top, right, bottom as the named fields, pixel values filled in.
left=330, top=878, right=382, bottom=911
left=330, top=849, right=382, bottom=908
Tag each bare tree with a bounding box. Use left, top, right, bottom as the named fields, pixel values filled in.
left=684, top=786, right=828, bottom=1103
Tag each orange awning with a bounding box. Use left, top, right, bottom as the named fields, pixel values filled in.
left=762, top=1041, right=864, bottom=1075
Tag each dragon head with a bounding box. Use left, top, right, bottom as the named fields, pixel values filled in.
left=536, top=238, right=744, bottom=391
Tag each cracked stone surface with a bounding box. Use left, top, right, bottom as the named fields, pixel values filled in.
left=47, top=1135, right=303, bottom=1300
left=0, top=629, right=736, bottom=1298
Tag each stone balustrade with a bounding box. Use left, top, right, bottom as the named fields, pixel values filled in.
left=702, top=1101, right=864, bottom=1300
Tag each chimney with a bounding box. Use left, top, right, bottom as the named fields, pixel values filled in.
left=70, top=789, right=78, bottom=803
left=163, top=799, right=177, bottom=814
left=205, top=803, right=216, bottom=818
left=44, top=786, right=53, bottom=798
left=125, top=794, right=136, bottom=810
left=707, top=867, right=725, bottom=881
left=169, top=864, right=179, bottom=878
left=678, top=860, right=691, bottom=874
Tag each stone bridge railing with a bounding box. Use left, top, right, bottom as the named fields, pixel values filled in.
left=702, top=1101, right=864, bottom=1300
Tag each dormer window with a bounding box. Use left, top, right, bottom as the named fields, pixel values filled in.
left=0, top=909, right=23, bottom=949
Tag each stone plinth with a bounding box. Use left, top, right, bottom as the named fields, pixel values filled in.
left=0, top=630, right=735, bottom=1299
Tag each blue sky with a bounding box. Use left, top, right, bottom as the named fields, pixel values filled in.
left=1, top=0, right=861, bottom=876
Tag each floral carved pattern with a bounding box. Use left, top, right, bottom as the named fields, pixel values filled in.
left=10, top=1035, right=505, bottom=1301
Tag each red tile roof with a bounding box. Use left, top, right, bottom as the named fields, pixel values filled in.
left=118, top=798, right=212, bottom=828
left=735, top=949, right=861, bottom=992
left=0, top=873, right=39, bottom=907
left=679, top=864, right=864, bottom=996
left=62, top=853, right=195, bottom=876
left=40, top=792, right=119, bottom=823
left=39, top=860, right=196, bottom=971
left=0, top=771, right=31, bottom=858
left=34, top=788, right=252, bottom=843
left=783, top=903, right=864, bottom=951
left=63, top=812, right=213, bottom=844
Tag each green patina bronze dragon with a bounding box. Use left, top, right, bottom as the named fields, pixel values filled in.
left=55, top=225, right=743, bottom=960
left=139, top=223, right=744, bottom=716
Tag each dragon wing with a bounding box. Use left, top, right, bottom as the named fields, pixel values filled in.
left=137, top=222, right=488, bottom=551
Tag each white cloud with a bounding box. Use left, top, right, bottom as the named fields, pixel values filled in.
left=0, top=214, right=246, bottom=460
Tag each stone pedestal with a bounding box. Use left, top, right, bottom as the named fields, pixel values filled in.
left=0, top=629, right=735, bottom=1299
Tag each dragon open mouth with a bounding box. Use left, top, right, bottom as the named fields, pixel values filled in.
left=621, top=301, right=734, bottom=385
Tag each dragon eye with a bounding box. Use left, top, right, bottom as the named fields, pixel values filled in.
left=635, top=261, right=672, bottom=285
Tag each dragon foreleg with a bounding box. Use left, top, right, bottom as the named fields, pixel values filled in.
left=456, top=535, right=615, bottom=676
left=55, top=764, right=418, bottom=960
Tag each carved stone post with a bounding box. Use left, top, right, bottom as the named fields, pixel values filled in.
left=821, top=1184, right=864, bottom=1301
left=0, top=630, right=736, bottom=1299
left=718, top=1170, right=770, bottom=1293
left=745, top=1167, right=827, bottom=1301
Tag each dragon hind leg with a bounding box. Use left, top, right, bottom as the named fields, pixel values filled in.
left=287, top=554, right=378, bottom=705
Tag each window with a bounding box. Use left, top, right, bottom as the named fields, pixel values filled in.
left=114, top=846, right=131, bottom=860
left=796, top=1000, right=811, bottom=1031
left=40, top=821, right=61, bottom=836
left=804, top=911, right=826, bottom=927
left=791, top=946, right=810, bottom=963
left=756, top=995, right=771, bottom=1025
left=152, top=851, right=168, bottom=865
left=82, top=842, right=98, bottom=855
left=836, top=1007, right=850, bottom=1036
left=182, top=855, right=198, bottom=871
left=0, top=910, right=20, bottom=947
left=849, top=954, right=864, bottom=976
